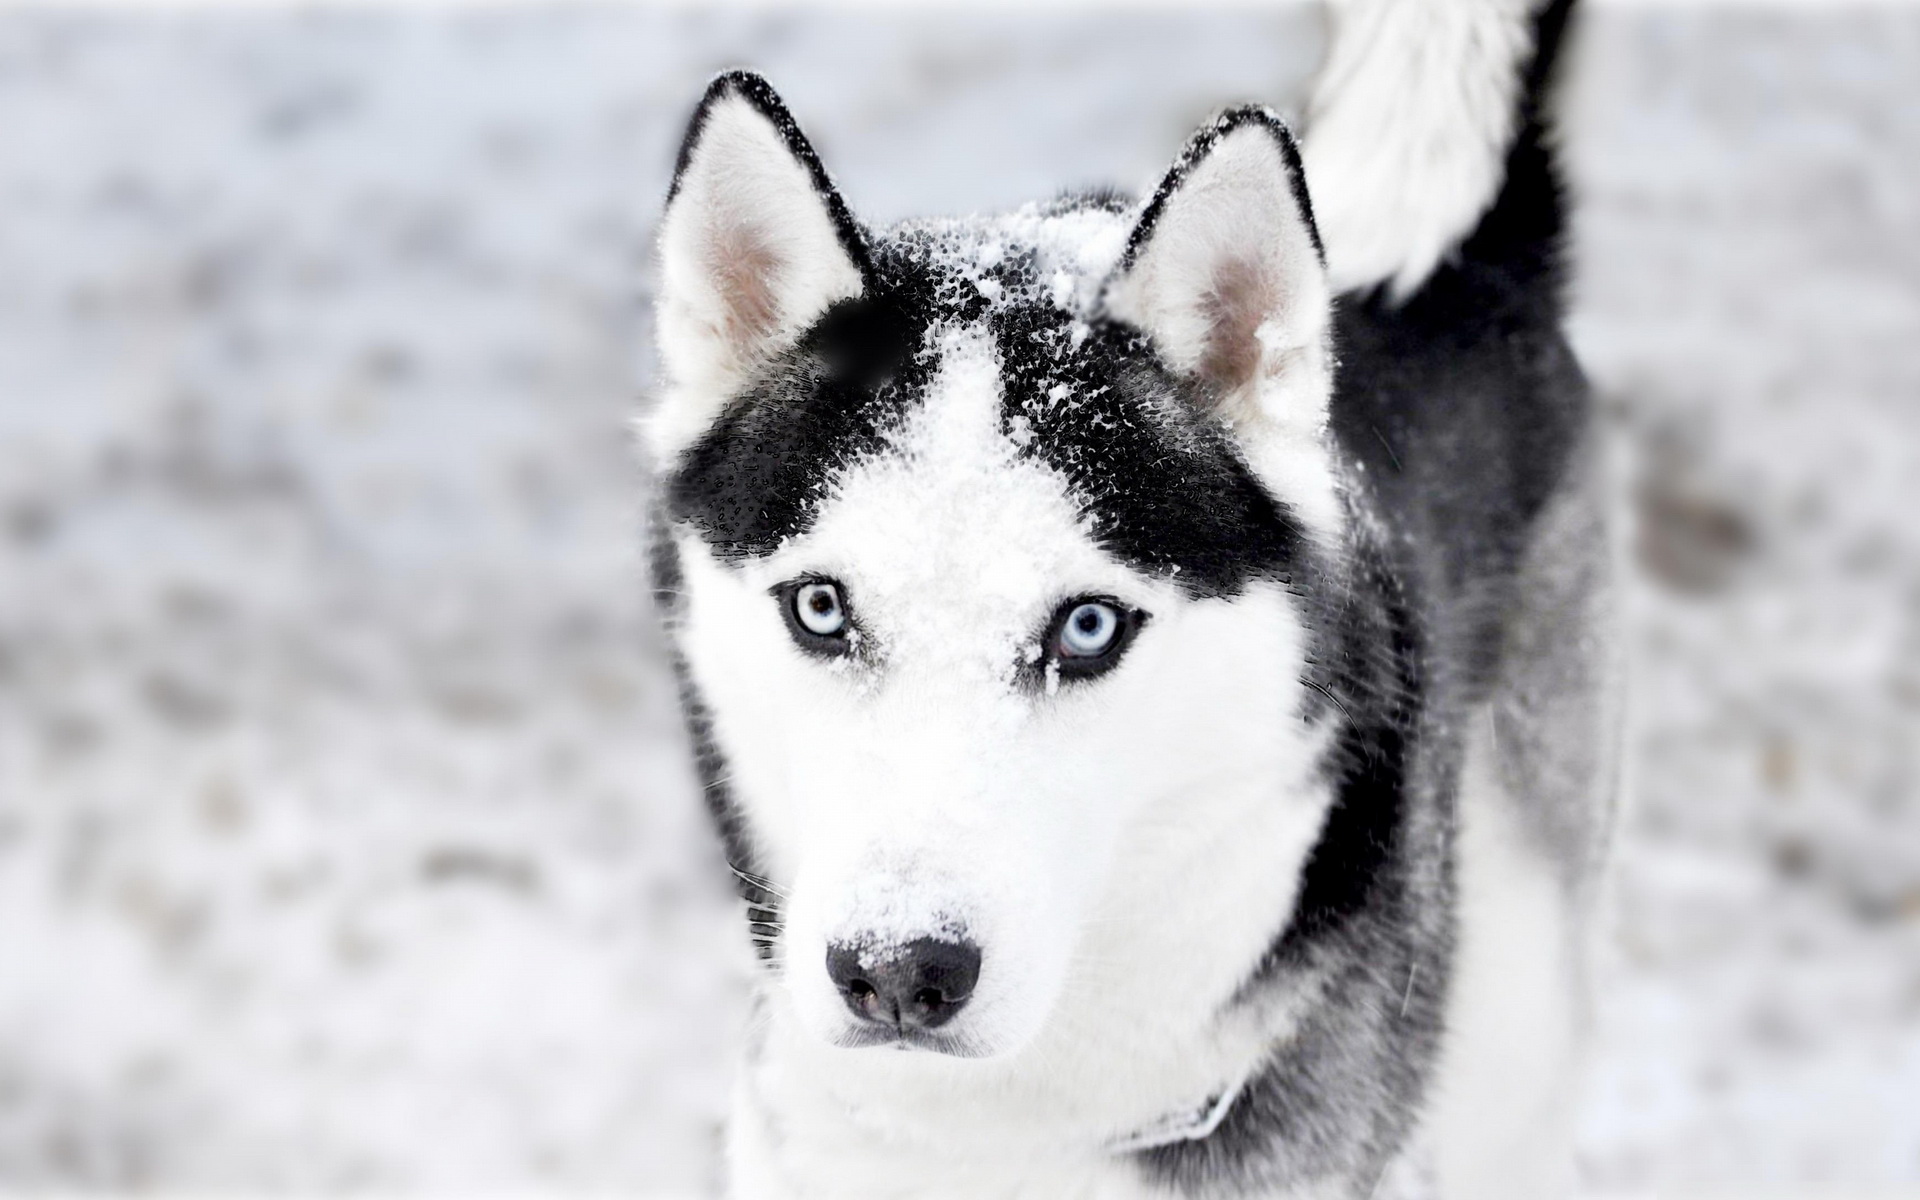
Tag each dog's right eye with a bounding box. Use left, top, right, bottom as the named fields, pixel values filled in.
left=794, top=582, right=846, bottom=636
left=775, top=578, right=855, bottom=657
left=1038, top=595, right=1148, bottom=683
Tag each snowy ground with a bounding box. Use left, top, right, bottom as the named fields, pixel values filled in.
left=0, top=3, right=1915, bottom=1195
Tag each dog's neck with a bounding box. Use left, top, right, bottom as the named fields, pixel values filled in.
left=1103, top=1060, right=1257, bottom=1154
left=739, top=987, right=1283, bottom=1172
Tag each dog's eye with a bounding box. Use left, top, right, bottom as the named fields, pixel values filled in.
left=775, top=578, right=856, bottom=657
left=1058, top=602, right=1120, bottom=657
left=1042, top=596, right=1146, bottom=680
left=794, top=581, right=847, bottom=636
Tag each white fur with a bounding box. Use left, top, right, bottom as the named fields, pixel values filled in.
left=652, top=91, right=865, bottom=463
left=673, top=324, right=1341, bottom=1194
left=1303, top=0, right=1538, bottom=297
left=1422, top=706, right=1581, bottom=1200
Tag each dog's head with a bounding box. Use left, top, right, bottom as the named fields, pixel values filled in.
left=651, top=73, right=1342, bottom=1061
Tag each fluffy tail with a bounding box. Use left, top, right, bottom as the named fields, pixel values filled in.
left=1302, top=0, right=1578, bottom=300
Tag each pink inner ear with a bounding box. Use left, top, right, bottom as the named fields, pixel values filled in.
left=707, top=219, right=784, bottom=355
left=1198, top=255, right=1283, bottom=400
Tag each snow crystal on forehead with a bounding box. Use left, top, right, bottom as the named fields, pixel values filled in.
left=777, top=323, right=1130, bottom=693
left=887, top=202, right=1131, bottom=319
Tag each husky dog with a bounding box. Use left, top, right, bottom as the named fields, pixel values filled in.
left=646, top=0, right=1619, bottom=1194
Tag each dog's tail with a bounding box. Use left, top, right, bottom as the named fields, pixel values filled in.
left=1301, top=0, right=1579, bottom=302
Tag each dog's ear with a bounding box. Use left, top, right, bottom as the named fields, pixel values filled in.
left=1105, top=108, right=1332, bottom=437
left=654, top=72, right=869, bottom=451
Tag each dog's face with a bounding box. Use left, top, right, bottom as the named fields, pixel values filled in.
left=652, top=74, right=1340, bottom=1061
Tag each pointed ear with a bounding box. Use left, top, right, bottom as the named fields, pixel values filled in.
left=1105, top=108, right=1333, bottom=437
left=654, top=72, right=869, bottom=448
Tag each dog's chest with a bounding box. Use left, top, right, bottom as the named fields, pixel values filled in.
left=733, top=1082, right=1435, bottom=1200
left=726, top=1017, right=1440, bottom=1200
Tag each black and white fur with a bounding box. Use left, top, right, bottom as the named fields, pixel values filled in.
left=647, top=0, right=1619, bottom=1195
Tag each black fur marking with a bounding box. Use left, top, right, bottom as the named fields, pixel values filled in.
left=668, top=69, right=875, bottom=282
left=1274, top=589, right=1420, bottom=961
left=648, top=528, right=782, bottom=958
left=992, top=298, right=1310, bottom=598
left=1041, top=186, right=1134, bottom=217
left=661, top=259, right=941, bottom=558
left=1456, top=0, right=1577, bottom=301
left=1116, top=104, right=1324, bottom=274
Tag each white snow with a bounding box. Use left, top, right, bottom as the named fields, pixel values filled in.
left=0, top=3, right=1914, bottom=1194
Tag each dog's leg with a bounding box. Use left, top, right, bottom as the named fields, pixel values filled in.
left=1424, top=709, right=1582, bottom=1200
left=1424, top=429, right=1623, bottom=1200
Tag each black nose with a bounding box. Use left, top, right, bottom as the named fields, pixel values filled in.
left=825, top=937, right=982, bottom=1031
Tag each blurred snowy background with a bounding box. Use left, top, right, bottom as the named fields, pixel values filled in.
left=0, top=1, right=1915, bottom=1195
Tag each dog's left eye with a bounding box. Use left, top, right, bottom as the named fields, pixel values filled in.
left=1043, top=597, right=1146, bottom=679
left=1058, top=602, right=1120, bottom=656
left=794, top=582, right=847, bottom=636
left=775, top=578, right=856, bottom=657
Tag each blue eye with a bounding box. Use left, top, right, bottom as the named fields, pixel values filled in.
left=1042, top=597, right=1146, bottom=682
left=793, top=581, right=847, bottom=637
left=1057, top=602, right=1120, bottom=657
left=774, top=578, right=858, bottom=660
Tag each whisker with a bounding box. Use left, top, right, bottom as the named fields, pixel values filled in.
left=1303, top=678, right=1353, bottom=725
left=728, top=860, right=793, bottom=900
